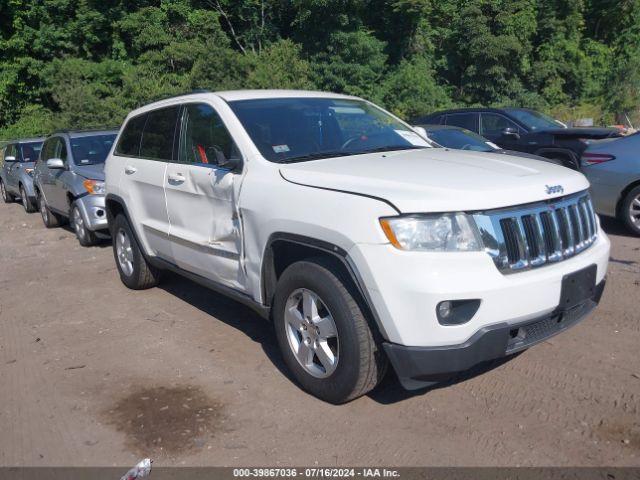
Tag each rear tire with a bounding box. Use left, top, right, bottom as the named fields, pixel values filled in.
left=273, top=259, right=387, bottom=404
left=37, top=191, right=61, bottom=228
left=112, top=214, right=161, bottom=289
left=20, top=185, right=36, bottom=213
left=71, top=203, right=98, bottom=246
left=1, top=179, right=14, bottom=203
left=620, top=185, right=640, bottom=236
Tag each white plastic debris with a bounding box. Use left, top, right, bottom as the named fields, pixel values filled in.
left=120, top=458, right=152, bottom=480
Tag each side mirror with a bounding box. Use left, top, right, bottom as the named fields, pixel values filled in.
left=206, top=146, right=242, bottom=172
left=46, top=158, right=65, bottom=169
left=413, top=126, right=429, bottom=140
left=218, top=156, right=242, bottom=172
left=4, top=156, right=16, bottom=163
left=502, top=127, right=520, bottom=140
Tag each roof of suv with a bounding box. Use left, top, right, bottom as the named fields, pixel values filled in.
left=53, top=129, right=119, bottom=138
left=9, top=137, right=46, bottom=144
left=126, top=90, right=361, bottom=118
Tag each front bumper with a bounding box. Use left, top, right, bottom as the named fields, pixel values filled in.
left=75, top=194, right=108, bottom=231
left=384, top=279, right=605, bottom=390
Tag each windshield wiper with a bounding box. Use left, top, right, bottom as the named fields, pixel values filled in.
left=277, top=151, right=362, bottom=163
left=353, top=145, right=430, bottom=155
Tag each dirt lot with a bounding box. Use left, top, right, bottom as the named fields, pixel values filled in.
left=0, top=200, right=639, bottom=467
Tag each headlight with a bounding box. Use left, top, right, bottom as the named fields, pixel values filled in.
left=379, top=213, right=483, bottom=251
left=83, top=179, right=105, bottom=195
left=25, top=168, right=34, bottom=177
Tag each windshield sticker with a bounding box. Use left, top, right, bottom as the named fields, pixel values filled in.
left=394, top=130, right=430, bottom=147
left=273, top=145, right=290, bottom=153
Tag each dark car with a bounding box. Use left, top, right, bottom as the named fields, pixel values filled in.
left=415, top=124, right=562, bottom=165
left=414, top=108, right=622, bottom=170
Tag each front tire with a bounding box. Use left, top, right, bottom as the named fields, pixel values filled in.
left=1, top=179, right=14, bottom=203
left=20, top=185, right=36, bottom=213
left=620, top=185, right=640, bottom=236
left=273, top=259, right=387, bottom=404
left=71, top=203, right=98, bottom=246
left=112, top=214, right=161, bottom=289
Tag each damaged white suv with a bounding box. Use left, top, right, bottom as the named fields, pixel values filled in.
left=105, top=91, right=610, bottom=403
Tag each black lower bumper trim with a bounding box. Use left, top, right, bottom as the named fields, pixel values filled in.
left=384, top=279, right=606, bottom=391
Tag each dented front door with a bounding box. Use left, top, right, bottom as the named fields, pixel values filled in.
left=165, top=162, right=244, bottom=289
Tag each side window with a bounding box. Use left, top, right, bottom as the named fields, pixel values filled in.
left=53, top=138, right=67, bottom=162
left=481, top=113, right=519, bottom=136
left=140, top=106, right=179, bottom=161
left=445, top=113, right=478, bottom=132
left=115, top=114, right=147, bottom=157
left=178, top=103, right=241, bottom=166
left=40, top=139, right=54, bottom=163
left=5, top=144, right=16, bottom=160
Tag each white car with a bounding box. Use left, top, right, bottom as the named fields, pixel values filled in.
left=104, top=90, right=610, bottom=403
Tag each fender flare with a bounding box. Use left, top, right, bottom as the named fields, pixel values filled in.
left=261, top=232, right=389, bottom=340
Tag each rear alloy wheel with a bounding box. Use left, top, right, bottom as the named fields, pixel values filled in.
left=71, top=203, right=97, bottom=246
left=1, top=180, right=14, bottom=203
left=620, top=185, right=640, bottom=236
left=112, top=214, right=161, bottom=289
left=20, top=185, right=36, bottom=213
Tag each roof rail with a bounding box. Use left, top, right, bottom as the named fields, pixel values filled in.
left=151, top=89, right=211, bottom=103
left=51, top=127, right=120, bottom=135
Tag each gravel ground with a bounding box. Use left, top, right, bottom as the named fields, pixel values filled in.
left=0, top=200, right=638, bottom=467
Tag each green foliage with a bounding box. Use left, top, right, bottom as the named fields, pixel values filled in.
left=0, top=0, right=638, bottom=139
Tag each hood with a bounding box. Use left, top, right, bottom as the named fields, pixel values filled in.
left=539, top=127, right=621, bottom=138
left=73, top=163, right=105, bottom=181
left=279, top=149, right=589, bottom=213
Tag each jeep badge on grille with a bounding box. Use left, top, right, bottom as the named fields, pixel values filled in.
left=545, top=184, right=564, bottom=195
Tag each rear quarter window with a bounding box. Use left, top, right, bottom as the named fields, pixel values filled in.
left=115, top=114, right=147, bottom=157
left=139, top=106, right=180, bottom=161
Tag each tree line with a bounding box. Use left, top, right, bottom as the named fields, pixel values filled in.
left=1, top=0, right=639, bottom=139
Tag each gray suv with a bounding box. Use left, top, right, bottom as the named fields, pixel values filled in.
left=33, top=130, right=117, bottom=246
left=1, top=137, right=45, bottom=212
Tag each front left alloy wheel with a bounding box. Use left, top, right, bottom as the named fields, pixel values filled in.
left=20, top=185, right=36, bottom=213
left=273, top=259, right=387, bottom=404
left=71, top=203, right=98, bottom=246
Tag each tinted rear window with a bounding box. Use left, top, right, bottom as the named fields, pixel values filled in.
left=115, top=114, right=147, bottom=156
left=140, top=106, right=179, bottom=161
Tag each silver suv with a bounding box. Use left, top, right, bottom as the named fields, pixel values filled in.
left=33, top=130, right=117, bottom=246
left=1, top=137, right=44, bottom=212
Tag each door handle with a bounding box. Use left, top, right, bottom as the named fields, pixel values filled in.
left=168, top=173, right=185, bottom=184
left=124, top=166, right=137, bottom=175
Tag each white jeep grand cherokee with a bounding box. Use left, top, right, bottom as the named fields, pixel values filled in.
left=104, top=90, right=610, bottom=403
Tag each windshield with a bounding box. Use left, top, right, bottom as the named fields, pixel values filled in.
left=504, top=109, right=565, bottom=130
left=228, top=97, right=430, bottom=163
left=71, top=134, right=116, bottom=165
left=424, top=127, right=495, bottom=152
left=19, top=141, right=43, bottom=162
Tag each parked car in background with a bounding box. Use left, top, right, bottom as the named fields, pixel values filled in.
left=581, top=132, right=640, bottom=235
left=415, top=108, right=622, bottom=170
left=415, top=124, right=563, bottom=165
left=33, top=129, right=117, bottom=246
left=104, top=90, right=609, bottom=404
left=0, top=137, right=44, bottom=212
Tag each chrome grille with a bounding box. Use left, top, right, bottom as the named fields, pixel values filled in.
left=474, top=192, right=598, bottom=274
